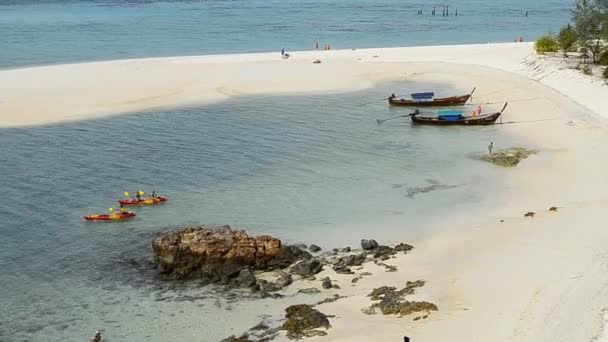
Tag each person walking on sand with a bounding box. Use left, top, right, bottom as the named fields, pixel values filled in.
left=488, top=142, right=494, bottom=155
left=281, top=48, right=285, bottom=56
left=315, top=42, right=319, bottom=49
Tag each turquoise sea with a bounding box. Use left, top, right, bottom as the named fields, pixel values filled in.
left=1, top=0, right=571, bottom=341
left=1, top=0, right=570, bottom=69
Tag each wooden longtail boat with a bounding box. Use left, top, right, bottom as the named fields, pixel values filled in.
left=388, top=87, right=476, bottom=107
left=410, top=103, right=508, bottom=126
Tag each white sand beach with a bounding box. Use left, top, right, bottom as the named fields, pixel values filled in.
left=4, top=43, right=608, bottom=341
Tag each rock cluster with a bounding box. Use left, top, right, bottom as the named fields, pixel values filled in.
left=363, top=280, right=437, bottom=317
left=281, top=304, right=331, bottom=339
left=152, top=225, right=310, bottom=284
left=481, top=147, right=537, bottom=167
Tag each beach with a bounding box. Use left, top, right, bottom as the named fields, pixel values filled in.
left=3, top=42, right=608, bottom=341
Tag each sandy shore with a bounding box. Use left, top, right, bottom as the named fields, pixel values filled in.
left=5, top=43, right=608, bottom=341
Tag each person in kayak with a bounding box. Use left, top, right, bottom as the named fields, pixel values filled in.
left=136, top=191, right=141, bottom=201
left=152, top=190, right=157, bottom=198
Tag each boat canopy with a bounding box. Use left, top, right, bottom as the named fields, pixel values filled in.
left=411, top=92, right=434, bottom=101
left=438, top=110, right=464, bottom=116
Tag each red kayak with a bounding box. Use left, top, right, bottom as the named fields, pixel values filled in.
left=119, top=196, right=167, bottom=206
left=84, top=212, right=136, bottom=221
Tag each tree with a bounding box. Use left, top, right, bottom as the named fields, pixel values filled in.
left=572, top=0, right=607, bottom=63
left=558, top=24, right=577, bottom=56
left=535, top=35, right=558, bottom=54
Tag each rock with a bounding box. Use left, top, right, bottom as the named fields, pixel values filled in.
left=290, top=259, right=323, bottom=277
left=294, top=243, right=308, bottom=250
left=549, top=206, right=558, bottom=212
left=220, top=334, right=254, bottom=342
left=313, top=60, right=322, bottom=64
left=385, top=265, right=398, bottom=272
left=298, top=287, right=322, bottom=295
left=373, top=245, right=394, bottom=259
left=524, top=211, right=535, bottom=217
left=233, top=268, right=257, bottom=288
left=340, top=246, right=351, bottom=253
left=481, top=147, right=537, bottom=167
left=365, top=281, right=437, bottom=317
left=333, top=265, right=354, bottom=274
left=281, top=304, right=330, bottom=339
left=309, top=244, right=321, bottom=252
left=276, top=272, right=293, bottom=288
left=332, top=284, right=340, bottom=289
left=321, top=277, right=333, bottom=289
left=334, top=253, right=367, bottom=267
left=315, top=294, right=345, bottom=305
left=393, top=243, right=414, bottom=253
left=361, top=239, right=379, bottom=250
left=266, top=245, right=312, bottom=270
left=351, top=275, right=363, bottom=284
left=153, top=225, right=289, bottom=281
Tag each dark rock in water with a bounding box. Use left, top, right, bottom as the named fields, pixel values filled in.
left=393, top=243, right=414, bottom=253
left=294, top=243, right=308, bottom=250
left=290, top=259, right=323, bottom=277
left=298, top=287, right=322, bottom=295
left=321, top=277, right=333, bottom=289
left=309, top=244, right=322, bottom=252
left=340, top=246, right=351, bottom=253
left=549, top=206, right=558, bottom=212
left=232, top=268, right=257, bottom=288
left=481, top=147, right=537, bottom=167
left=361, top=239, right=379, bottom=250
left=524, top=211, right=535, bottom=217
left=153, top=225, right=289, bottom=281
left=281, top=304, right=330, bottom=339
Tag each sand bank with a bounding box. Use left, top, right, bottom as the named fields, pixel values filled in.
left=0, top=42, right=536, bottom=127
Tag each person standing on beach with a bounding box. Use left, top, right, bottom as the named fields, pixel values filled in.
left=488, top=142, right=494, bottom=155
left=281, top=48, right=285, bottom=56
left=315, top=42, right=319, bottom=49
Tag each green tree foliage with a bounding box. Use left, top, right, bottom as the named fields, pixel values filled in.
left=572, top=0, right=608, bottom=63
left=535, top=35, right=558, bottom=54
left=558, top=24, right=578, bottom=56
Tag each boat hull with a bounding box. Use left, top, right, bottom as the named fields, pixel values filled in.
left=84, top=212, right=136, bottom=221
left=411, top=112, right=502, bottom=125
left=119, top=196, right=167, bottom=206
left=388, top=94, right=471, bottom=107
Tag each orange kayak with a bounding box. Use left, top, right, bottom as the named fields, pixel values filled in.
left=84, top=212, right=136, bottom=221
left=119, top=196, right=167, bottom=206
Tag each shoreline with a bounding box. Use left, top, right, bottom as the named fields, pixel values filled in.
left=5, top=42, right=608, bottom=341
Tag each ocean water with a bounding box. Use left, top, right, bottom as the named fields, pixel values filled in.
left=0, top=81, right=523, bottom=341
left=0, top=0, right=571, bottom=69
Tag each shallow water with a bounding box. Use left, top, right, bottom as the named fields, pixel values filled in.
left=0, top=0, right=571, bottom=69
left=0, top=81, right=524, bottom=341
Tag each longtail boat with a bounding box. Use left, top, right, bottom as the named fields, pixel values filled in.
left=119, top=196, right=168, bottom=206
left=410, top=103, right=508, bottom=126
left=388, top=87, right=476, bottom=107
left=84, top=212, right=136, bottom=221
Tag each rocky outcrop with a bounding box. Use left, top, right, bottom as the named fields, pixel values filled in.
left=481, top=147, right=537, bottom=167
left=321, top=277, right=333, bottom=289
left=364, top=280, right=437, bottom=317
left=152, top=225, right=310, bottom=282
left=290, top=259, right=323, bottom=277
left=309, top=244, right=321, bottom=252
left=281, top=304, right=330, bottom=339
left=361, top=239, right=379, bottom=250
